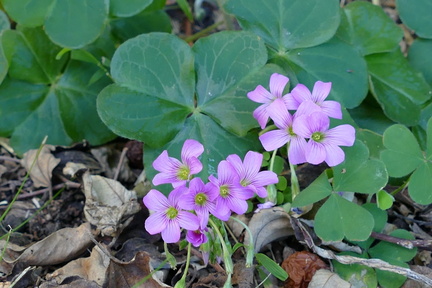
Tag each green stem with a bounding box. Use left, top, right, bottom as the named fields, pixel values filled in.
left=164, top=242, right=177, bottom=269
left=229, top=216, right=254, bottom=267
left=175, top=242, right=192, bottom=288
left=208, top=218, right=233, bottom=274
left=268, top=149, right=277, bottom=173
left=259, top=124, right=277, bottom=136
left=390, top=180, right=409, bottom=196
left=183, top=21, right=224, bottom=43
left=287, top=143, right=300, bottom=200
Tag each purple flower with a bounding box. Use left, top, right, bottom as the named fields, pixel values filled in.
left=178, top=177, right=218, bottom=229
left=208, top=161, right=254, bottom=221
left=143, top=188, right=200, bottom=243
left=286, top=81, right=342, bottom=119
left=152, top=139, right=204, bottom=187
left=293, top=112, right=355, bottom=167
left=259, top=99, right=307, bottom=164
left=247, top=73, right=290, bottom=129
left=254, top=201, right=276, bottom=213
left=226, top=151, right=278, bottom=198
left=186, top=228, right=208, bottom=247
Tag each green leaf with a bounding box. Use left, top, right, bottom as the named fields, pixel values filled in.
left=292, top=171, right=332, bottom=207
left=0, top=9, right=10, bottom=33
left=255, top=253, right=288, bottom=281
left=349, top=98, right=395, bottom=135
left=2, top=27, right=68, bottom=84
left=356, top=129, right=385, bottom=160
left=0, top=61, right=115, bottom=154
left=110, top=10, right=172, bottom=42
left=376, top=190, right=395, bottom=210
left=109, top=0, right=151, bottom=17
left=408, top=38, right=432, bottom=86
left=380, top=124, right=424, bottom=177
left=396, top=0, right=432, bottom=39
left=333, top=140, right=388, bottom=194
left=285, top=37, right=368, bottom=109
left=315, top=194, right=374, bottom=241
left=144, top=113, right=261, bottom=192
left=224, top=0, right=340, bottom=51
left=408, top=162, right=432, bottom=205
left=333, top=252, right=377, bottom=288
left=45, top=0, right=108, bottom=49
left=2, top=0, right=54, bottom=27
left=337, top=1, right=403, bottom=55
left=369, top=229, right=417, bottom=264
left=176, top=0, right=193, bottom=22
left=366, top=50, right=430, bottom=126
left=0, top=41, right=7, bottom=85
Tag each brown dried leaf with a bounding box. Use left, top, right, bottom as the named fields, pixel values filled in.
left=244, top=207, right=294, bottom=252
left=105, top=251, right=170, bottom=288
left=82, top=171, right=141, bottom=237
left=21, top=145, right=60, bottom=188
left=46, top=245, right=110, bottom=286
left=17, top=223, right=94, bottom=266
left=308, top=269, right=351, bottom=288
left=281, top=251, right=328, bottom=288
left=0, top=164, right=6, bottom=178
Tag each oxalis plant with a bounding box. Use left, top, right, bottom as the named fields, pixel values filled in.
left=0, top=0, right=432, bottom=287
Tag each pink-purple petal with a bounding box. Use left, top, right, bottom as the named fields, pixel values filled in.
left=226, top=196, right=248, bottom=215
left=305, top=141, right=326, bottom=165
left=323, top=144, right=346, bottom=167
left=321, top=100, right=342, bottom=119
left=325, top=125, right=356, bottom=147
left=217, top=161, right=238, bottom=183
left=308, top=112, right=330, bottom=132
left=267, top=99, right=292, bottom=129
left=253, top=104, right=270, bottom=129
left=252, top=171, right=278, bottom=187
left=153, top=151, right=181, bottom=172
left=145, top=212, right=168, bottom=235
left=143, top=189, right=170, bottom=211
left=186, top=156, right=203, bottom=175
left=288, top=137, right=307, bottom=165
left=153, top=173, right=180, bottom=186
left=255, top=186, right=268, bottom=198
left=243, top=151, right=262, bottom=179
left=247, top=85, right=274, bottom=103
left=161, top=220, right=181, bottom=243
left=259, top=130, right=290, bottom=151
left=177, top=211, right=200, bottom=231
left=181, top=139, right=204, bottom=162
left=312, top=81, right=332, bottom=103
left=292, top=115, right=313, bottom=138
left=290, top=84, right=312, bottom=104
left=269, top=73, right=289, bottom=97
left=226, top=154, right=243, bottom=176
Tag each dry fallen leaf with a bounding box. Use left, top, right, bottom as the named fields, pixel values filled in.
left=81, top=171, right=141, bottom=237
left=308, top=269, right=351, bottom=288
left=46, top=245, right=110, bottom=286
left=105, top=251, right=171, bottom=288
left=282, top=251, right=328, bottom=288
left=16, top=223, right=94, bottom=266
left=244, top=207, right=294, bottom=253
left=21, top=145, right=60, bottom=188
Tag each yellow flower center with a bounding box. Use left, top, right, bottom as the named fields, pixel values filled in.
left=195, top=193, right=207, bottom=206
left=312, top=132, right=325, bottom=142
left=220, top=185, right=229, bottom=197
left=166, top=207, right=178, bottom=219
left=177, top=166, right=190, bottom=181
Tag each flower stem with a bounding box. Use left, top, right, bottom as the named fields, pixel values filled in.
left=287, top=143, right=300, bottom=201
left=208, top=218, right=233, bottom=274
left=164, top=242, right=177, bottom=269
left=230, top=216, right=254, bottom=267
left=174, top=242, right=192, bottom=288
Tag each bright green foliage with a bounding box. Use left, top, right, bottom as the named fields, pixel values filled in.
left=396, top=0, right=432, bottom=39
left=109, top=0, right=152, bottom=17
left=255, top=253, right=288, bottom=281
left=333, top=252, right=378, bottom=288
left=337, top=1, right=403, bottom=56
left=0, top=9, right=9, bottom=32
left=408, top=39, right=432, bottom=86
left=381, top=118, right=432, bottom=204
left=366, top=50, right=431, bottom=126
left=376, top=190, right=394, bottom=210
left=2, top=0, right=54, bottom=27
left=97, top=32, right=275, bottom=182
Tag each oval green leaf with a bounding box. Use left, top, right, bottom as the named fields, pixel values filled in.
left=2, top=0, right=54, bottom=27
left=396, top=0, right=432, bottom=39
left=292, top=171, right=332, bottom=207
left=45, top=0, right=108, bottom=49
left=109, top=0, right=151, bottom=17
left=286, top=37, right=368, bottom=109
left=366, top=50, right=431, bottom=126
left=337, top=1, right=403, bottom=55
left=333, top=140, right=388, bottom=194
left=0, top=9, right=10, bottom=33
left=380, top=124, right=424, bottom=178
left=315, top=194, right=374, bottom=242
left=255, top=253, right=288, bottom=281
left=224, top=0, right=340, bottom=51
left=408, top=38, right=432, bottom=86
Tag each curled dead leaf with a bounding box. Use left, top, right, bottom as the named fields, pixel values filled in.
left=17, top=223, right=94, bottom=266
left=281, top=251, right=328, bottom=288
left=244, top=207, right=294, bottom=253
left=21, top=145, right=60, bottom=188
left=81, top=171, right=141, bottom=237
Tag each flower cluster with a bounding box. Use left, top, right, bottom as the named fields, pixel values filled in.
left=143, top=140, right=278, bottom=245
left=248, top=73, right=355, bottom=167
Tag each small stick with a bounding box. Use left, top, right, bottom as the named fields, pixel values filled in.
left=113, top=147, right=128, bottom=181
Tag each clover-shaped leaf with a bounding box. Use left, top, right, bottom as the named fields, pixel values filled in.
left=292, top=171, right=332, bottom=208
left=381, top=118, right=432, bottom=204
left=109, top=0, right=152, bottom=17
left=396, top=0, right=432, bottom=39
left=333, top=140, right=388, bottom=194
left=408, top=39, right=432, bottom=86
left=337, top=1, right=403, bottom=56
left=315, top=193, right=374, bottom=242
left=0, top=26, right=115, bottom=154
left=98, top=31, right=276, bottom=182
